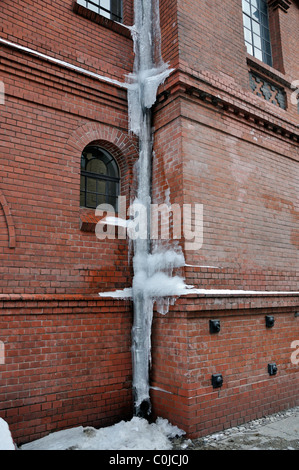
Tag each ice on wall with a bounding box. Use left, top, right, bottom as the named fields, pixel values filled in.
left=126, top=0, right=179, bottom=417
left=132, top=246, right=186, bottom=315
left=99, top=0, right=181, bottom=417
left=126, top=0, right=173, bottom=137
left=127, top=64, right=172, bottom=135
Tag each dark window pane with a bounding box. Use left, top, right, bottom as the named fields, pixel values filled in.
left=261, top=12, right=268, bottom=26
left=264, top=53, right=272, bottom=67
left=86, top=193, right=97, bottom=208
left=80, top=145, right=120, bottom=210
left=107, top=195, right=118, bottom=208
left=261, top=26, right=271, bottom=41
left=107, top=181, right=118, bottom=196
left=106, top=159, right=119, bottom=178
left=252, top=6, right=260, bottom=21
left=86, top=177, right=97, bottom=193
left=262, top=39, right=271, bottom=55
left=97, top=180, right=106, bottom=195
left=80, top=191, right=85, bottom=207
left=96, top=194, right=107, bottom=207
left=259, top=0, right=268, bottom=14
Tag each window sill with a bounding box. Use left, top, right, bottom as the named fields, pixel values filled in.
left=246, top=53, right=291, bottom=88
left=79, top=207, right=120, bottom=232
left=73, top=1, right=132, bottom=39
left=79, top=207, right=102, bottom=232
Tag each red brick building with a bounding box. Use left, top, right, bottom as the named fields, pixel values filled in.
left=0, top=0, right=298, bottom=444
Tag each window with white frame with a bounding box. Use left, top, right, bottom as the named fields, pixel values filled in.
left=77, top=0, right=123, bottom=22
left=242, top=0, right=272, bottom=67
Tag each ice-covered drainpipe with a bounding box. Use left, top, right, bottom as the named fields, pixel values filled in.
left=130, top=0, right=154, bottom=419
left=128, top=0, right=171, bottom=418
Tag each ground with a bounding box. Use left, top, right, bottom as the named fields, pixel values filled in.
left=171, top=406, right=299, bottom=450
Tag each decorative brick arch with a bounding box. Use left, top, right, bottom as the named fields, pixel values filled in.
left=66, top=122, right=139, bottom=229
left=66, top=122, right=138, bottom=177
left=0, top=190, right=16, bottom=248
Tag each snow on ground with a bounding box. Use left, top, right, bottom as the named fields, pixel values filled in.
left=0, top=418, right=15, bottom=450
left=20, top=417, right=185, bottom=451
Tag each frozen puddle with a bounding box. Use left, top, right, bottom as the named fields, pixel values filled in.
left=21, top=417, right=185, bottom=451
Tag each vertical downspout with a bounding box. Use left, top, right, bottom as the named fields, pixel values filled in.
left=129, top=0, right=173, bottom=419
left=131, top=0, right=154, bottom=419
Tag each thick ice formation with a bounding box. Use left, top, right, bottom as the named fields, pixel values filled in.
left=127, top=0, right=178, bottom=418
left=127, top=63, right=172, bottom=135
left=98, top=0, right=180, bottom=418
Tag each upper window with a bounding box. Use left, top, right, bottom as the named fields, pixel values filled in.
left=80, top=145, right=120, bottom=210
left=242, top=0, right=272, bottom=67
left=77, top=0, right=123, bottom=22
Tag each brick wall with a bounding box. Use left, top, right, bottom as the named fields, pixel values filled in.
left=180, top=106, right=298, bottom=290
left=0, top=0, right=134, bottom=82
left=151, top=294, right=299, bottom=438
left=269, top=1, right=299, bottom=78
left=0, top=44, right=138, bottom=294
left=0, top=295, right=133, bottom=445
left=0, top=0, right=298, bottom=446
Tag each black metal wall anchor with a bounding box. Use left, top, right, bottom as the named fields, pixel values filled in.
left=268, top=363, right=278, bottom=376
left=265, top=315, right=275, bottom=328
left=212, top=373, right=223, bottom=389
left=209, top=319, right=221, bottom=334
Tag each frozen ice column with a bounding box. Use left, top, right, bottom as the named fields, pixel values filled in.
left=128, top=0, right=172, bottom=418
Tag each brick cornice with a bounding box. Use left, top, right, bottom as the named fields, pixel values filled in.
left=158, top=69, right=299, bottom=145
left=268, top=0, right=292, bottom=12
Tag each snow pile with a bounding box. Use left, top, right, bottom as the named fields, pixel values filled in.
left=0, top=418, right=15, bottom=450
left=21, top=417, right=185, bottom=451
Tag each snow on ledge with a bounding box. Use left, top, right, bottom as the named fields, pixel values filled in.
left=99, top=287, right=299, bottom=299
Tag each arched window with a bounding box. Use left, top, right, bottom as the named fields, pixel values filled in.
left=80, top=145, right=120, bottom=210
